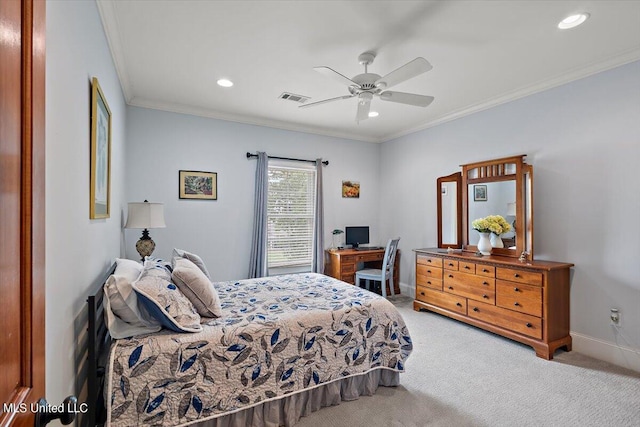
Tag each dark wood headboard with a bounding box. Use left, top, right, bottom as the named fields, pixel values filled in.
left=86, top=263, right=116, bottom=427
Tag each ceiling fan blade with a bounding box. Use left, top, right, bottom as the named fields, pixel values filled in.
left=375, top=57, right=432, bottom=89
left=379, top=91, right=434, bottom=107
left=356, top=99, right=371, bottom=122
left=299, top=94, right=355, bottom=109
left=313, top=66, right=360, bottom=87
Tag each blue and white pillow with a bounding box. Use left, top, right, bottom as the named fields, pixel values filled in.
left=132, top=259, right=202, bottom=333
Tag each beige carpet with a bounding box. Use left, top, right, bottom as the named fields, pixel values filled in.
left=296, top=295, right=640, bottom=427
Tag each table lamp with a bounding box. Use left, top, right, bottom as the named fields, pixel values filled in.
left=125, top=200, right=166, bottom=261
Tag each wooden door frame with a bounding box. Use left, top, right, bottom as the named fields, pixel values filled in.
left=0, top=0, right=46, bottom=425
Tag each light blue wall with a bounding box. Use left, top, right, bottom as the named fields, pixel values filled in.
left=379, top=60, right=640, bottom=364
left=46, top=0, right=127, bottom=409
left=124, top=107, right=381, bottom=281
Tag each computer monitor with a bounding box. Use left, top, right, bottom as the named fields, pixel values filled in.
left=345, top=226, right=369, bottom=248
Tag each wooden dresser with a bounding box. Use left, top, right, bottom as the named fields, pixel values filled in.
left=413, top=248, right=573, bottom=359
left=325, top=248, right=401, bottom=295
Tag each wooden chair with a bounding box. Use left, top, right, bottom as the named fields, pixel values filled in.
left=355, top=238, right=400, bottom=297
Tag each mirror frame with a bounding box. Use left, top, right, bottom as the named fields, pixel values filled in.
left=437, top=172, right=462, bottom=249
left=460, top=155, right=533, bottom=258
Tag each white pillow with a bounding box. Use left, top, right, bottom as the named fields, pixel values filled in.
left=103, top=274, right=161, bottom=339
left=114, top=258, right=143, bottom=283
left=172, top=248, right=211, bottom=279
left=172, top=258, right=222, bottom=318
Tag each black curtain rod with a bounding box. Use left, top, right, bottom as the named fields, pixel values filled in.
left=246, top=152, right=329, bottom=166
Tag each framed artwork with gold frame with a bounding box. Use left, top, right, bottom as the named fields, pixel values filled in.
left=90, top=77, right=112, bottom=219
left=179, top=170, right=218, bottom=200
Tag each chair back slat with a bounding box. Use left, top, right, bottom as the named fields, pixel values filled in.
left=382, top=237, right=400, bottom=276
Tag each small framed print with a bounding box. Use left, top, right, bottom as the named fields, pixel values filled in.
left=473, top=184, right=487, bottom=202
left=179, top=170, right=217, bottom=200
left=342, top=181, right=360, bottom=198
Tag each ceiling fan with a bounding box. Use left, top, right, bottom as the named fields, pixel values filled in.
left=300, top=52, right=434, bottom=122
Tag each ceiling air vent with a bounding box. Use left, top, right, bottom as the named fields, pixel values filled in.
left=279, top=92, right=310, bottom=104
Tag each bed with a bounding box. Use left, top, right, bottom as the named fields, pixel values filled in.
left=87, top=262, right=413, bottom=427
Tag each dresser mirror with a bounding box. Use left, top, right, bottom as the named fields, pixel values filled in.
left=462, top=155, right=533, bottom=258
left=437, top=172, right=462, bottom=248
left=437, top=155, right=533, bottom=258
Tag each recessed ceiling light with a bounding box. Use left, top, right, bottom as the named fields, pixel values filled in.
left=217, top=78, right=233, bottom=87
left=368, top=111, right=379, bottom=118
left=558, top=13, right=590, bottom=29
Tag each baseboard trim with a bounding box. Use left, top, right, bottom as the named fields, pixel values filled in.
left=399, top=282, right=414, bottom=299
left=571, top=331, right=640, bottom=373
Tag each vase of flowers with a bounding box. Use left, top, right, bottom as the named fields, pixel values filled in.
left=472, top=215, right=512, bottom=255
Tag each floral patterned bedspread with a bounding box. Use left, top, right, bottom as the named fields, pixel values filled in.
left=106, top=273, right=413, bottom=426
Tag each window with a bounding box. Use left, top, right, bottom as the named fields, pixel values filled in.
left=267, top=163, right=316, bottom=271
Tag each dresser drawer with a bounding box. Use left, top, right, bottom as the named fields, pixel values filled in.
left=416, top=254, right=443, bottom=268
left=444, top=259, right=459, bottom=271
left=468, top=301, right=542, bottom=339
left=416, top=274, right=443, bottom=291
left=476, top=264, right=495, bottom=277
left=496, top=280, right=542, bottom=317
left=444, top=271, right=495, bottom=290
left=416, top=264, right=443, bottom=280
left=341, top=263, right=356, bottom=274
left=459, top=261, right=476, bottom=274
left=356, top=252, right=383, bottom=262
left=416, top=287, right=466, bottom=315
left=444, top=271, right=495, bottom=304
left=341, top=274, right=354, bottom=284
left=496, top=267, right=542, bottom=286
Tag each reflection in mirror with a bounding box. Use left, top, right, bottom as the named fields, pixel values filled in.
left=442, top=182, right=458, bottom=243
left=437, top=172, right=462, bottom=248
left=467, top=181, right=516, bottom=249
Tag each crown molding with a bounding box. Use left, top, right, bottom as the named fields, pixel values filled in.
left=127, top=98, right=380, bottom=143
left=96, top=0, right=133, bottom=103
left=382, top=48, right=640, bottom=142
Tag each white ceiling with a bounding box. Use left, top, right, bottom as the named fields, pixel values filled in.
left=97, top=1, right=640, bottom=143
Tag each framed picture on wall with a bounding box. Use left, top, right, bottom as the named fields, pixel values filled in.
left=179, top=170, right=218, bottom=200
left=90, top=77, right=112, bottom=219
left=342, top=181, right=360, bottom=198
left=473, top=184, right=487, bottom=201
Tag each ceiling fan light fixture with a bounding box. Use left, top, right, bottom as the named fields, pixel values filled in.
left=217, top=78, right=234, bottom=87
left=558, top=13, right=589, bottom=29
left=368, top=111, right=379, bottom=118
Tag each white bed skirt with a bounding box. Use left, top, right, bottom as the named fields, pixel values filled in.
left=193, top=368, right=400, bottom=427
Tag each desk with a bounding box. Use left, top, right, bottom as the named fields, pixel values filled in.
left=325, top=248, right=401, bottom=295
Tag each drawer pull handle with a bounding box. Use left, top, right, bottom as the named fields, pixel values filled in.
left=473, top=307, right=479, bottom=312
left=514, top=287, right=520, bottom=292
left=420, top=292, right=425, bottom=296
left=456, top=303, right=462, bottom=307
left=482, top=281, right=489, bottom=285
left=448, top=274, right=453, bottom=278
left=514, top=273, right=521, bottom=278
left=448, top=263, right=454, bottom=266
left=482, top=269, right=489, bottom=273
left=427, top=270, right=431, bottom=273
left=464, top=266, right=470, bottom=269
left=514, top=302, right=520, bottom=307
left=483, top=294, right=488, bottom=299
left=427, top=259, right=432, bottom=263
left=525, top=322, right=532, bottom=328
left=448, top=286, right=453, bottom=290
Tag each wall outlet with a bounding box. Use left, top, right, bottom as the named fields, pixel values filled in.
left=610, top=308, right=621, bottom=326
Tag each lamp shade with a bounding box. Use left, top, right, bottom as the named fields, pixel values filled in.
left=124, top=201, right=166, bottom=229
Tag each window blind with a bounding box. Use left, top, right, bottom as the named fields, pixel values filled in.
left=267, top=165, right=316, bottom=268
